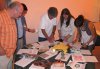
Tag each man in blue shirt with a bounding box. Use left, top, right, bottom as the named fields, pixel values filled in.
left=16, top=3, right=28, bottom=52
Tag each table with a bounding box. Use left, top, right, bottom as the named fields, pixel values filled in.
left=14, top=48, right=95, bottom=69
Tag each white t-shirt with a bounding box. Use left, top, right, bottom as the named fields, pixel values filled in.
left=57, top=18, right=75, bottom=37
left=38, top=14, right=57, bottom=38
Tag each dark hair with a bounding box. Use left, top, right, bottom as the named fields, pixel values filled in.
left=21, top=3, right=28, bottom=11
left=60, top=8, right=74, bottom=27
left=48, top=7, right=58, bottom=18
left=74, top=15, right=84, bottom=27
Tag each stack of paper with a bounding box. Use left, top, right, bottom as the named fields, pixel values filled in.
left=55, top=53, right=71, bottom=61
left=15, top=58, right=34, bottom=68
left=29, top=64, right=44, bottom=69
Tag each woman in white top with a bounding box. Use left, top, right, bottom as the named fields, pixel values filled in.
left=57, top=8, right=75, bottom=43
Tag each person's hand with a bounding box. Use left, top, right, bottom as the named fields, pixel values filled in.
left=49, top=34, right=55, bottom=43
left=63, top=37, right=68, bottom=42
left=82, top=43, right=87, bottom=48
left=47, top=37, right=54, bottom=43
left=72, top=38, right=77, bottom=44
left=0, top=47, right=5, bottom=56
left=28, top=29, right=35, bottom=33
left=24, top=27, right=29, bottom=31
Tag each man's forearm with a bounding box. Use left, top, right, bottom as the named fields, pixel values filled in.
left=41, top=29, right=49, bottom=39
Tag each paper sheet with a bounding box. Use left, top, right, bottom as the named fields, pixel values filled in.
left=29, top=64, right=44, bottom=69
left=67, top=60, right=86, bottom=69
left=15, top=58, right=34, bottom=68
left=51, top=63, right=65, bottom=69
left=80, top=50, right=91, bottom=55
left=55, top=53, right=71, bottom=61
left=69, top=42, right=82, bottom=50
left=17, top=49, right=38, bottom=54
left=40, top=49, right=58, bottom=59
left=32, top=41, right=50, bottom=51
left=84, top=56, right=98, bottom=62
left=32, top=43, right=40, bottom=48
left=32, top=41, right=50, bottom=48
left=72, top=54, right=85, bottom=62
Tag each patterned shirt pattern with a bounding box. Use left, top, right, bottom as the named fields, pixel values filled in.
left=0, top=9, right=17, bottom=57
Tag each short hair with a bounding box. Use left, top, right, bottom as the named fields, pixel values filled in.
left=8, top=1, right=19, bottom=9
left=48, top=7, right=58, bottom=17
left=74, top=15, right=84, bottom=27
left=21, top=3, right=28, bottom=11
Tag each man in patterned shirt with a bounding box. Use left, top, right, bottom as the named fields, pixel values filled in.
left=0, top=1, right=23, bottom=69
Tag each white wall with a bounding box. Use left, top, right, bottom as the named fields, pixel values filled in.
left=12, top=0, right=100, bottom=44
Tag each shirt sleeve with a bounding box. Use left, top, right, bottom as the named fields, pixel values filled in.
left=40, top=16, right=46, bottom=29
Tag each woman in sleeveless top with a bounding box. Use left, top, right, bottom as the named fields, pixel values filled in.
left=74, top=15, right=97, bottom=52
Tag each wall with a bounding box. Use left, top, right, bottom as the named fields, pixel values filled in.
left=12, top=0, right=100, bottom=44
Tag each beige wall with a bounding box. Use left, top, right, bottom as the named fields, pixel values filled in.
left=12, top=0, right=100, bottom=44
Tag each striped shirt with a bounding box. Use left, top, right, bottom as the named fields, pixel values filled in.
left=0, top=9, right=17, bottom=58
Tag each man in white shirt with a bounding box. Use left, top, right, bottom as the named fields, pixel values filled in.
left=38, top=7, right=58, bottom=42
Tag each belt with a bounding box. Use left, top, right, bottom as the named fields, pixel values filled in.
left=18, top=37, right=23, bottom=39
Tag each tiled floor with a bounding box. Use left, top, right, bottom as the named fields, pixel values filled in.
left=93, top=46, right=100, bottom=69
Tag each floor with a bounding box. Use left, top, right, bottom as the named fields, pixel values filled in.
left=93, top=46, right=100, bottom=69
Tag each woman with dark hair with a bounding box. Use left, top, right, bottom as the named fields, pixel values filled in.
left=74, top=15, right=97, bottom=52
left=57, top=8, right=75, bottom=42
